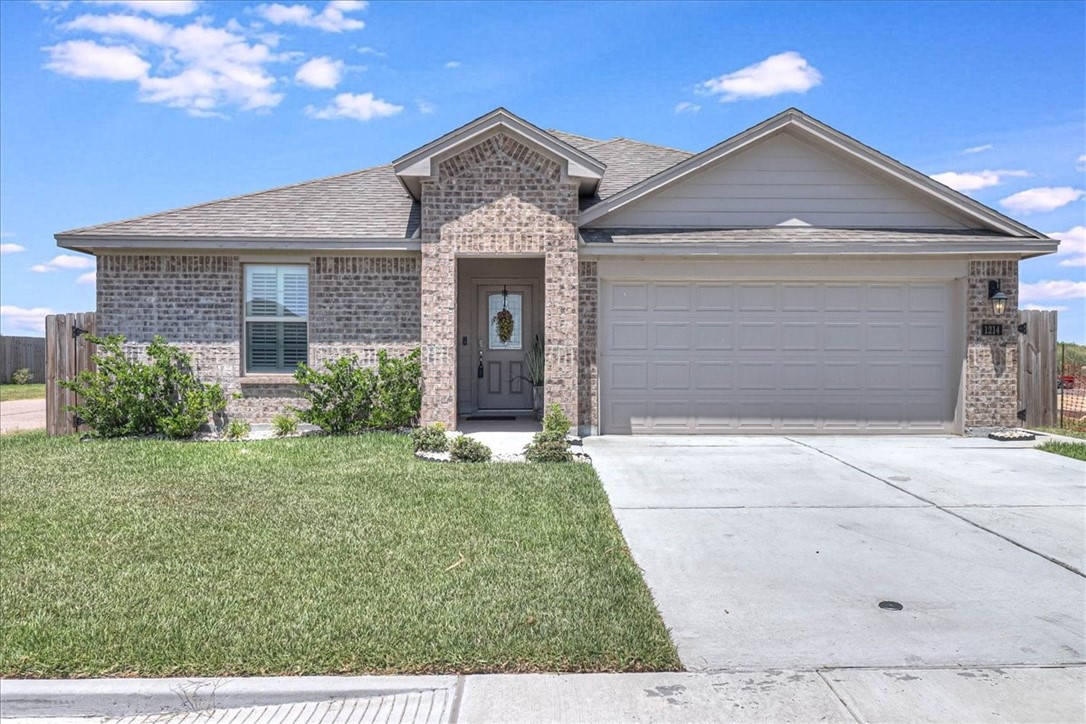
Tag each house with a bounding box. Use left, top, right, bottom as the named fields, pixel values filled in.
left=55, top=108, right=1058, bottom=435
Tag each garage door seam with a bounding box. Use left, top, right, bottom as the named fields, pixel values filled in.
left=786, top=438, right=1086, bottom=579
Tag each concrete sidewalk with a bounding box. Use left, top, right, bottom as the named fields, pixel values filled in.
left=0, top=398, right=46, bottom=434
left=3, top=667, right=1084, bottom=723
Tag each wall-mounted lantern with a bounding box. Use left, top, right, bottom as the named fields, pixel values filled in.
left=988, top=280, right=1008, bottom=315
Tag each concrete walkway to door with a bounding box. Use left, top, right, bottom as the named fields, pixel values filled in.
left=584, top=434, right=1086, bottom=671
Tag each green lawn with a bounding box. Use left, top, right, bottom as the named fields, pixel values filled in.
left=1037, top=440, right=1086, bottom=461
left=1034, top=426, right=1086, bottom=441
left=0, top=384, right=45, bottom=402
left=0, top=432, right=679, bottom=678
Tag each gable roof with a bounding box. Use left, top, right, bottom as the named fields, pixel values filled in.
left=578, top=138, right=693, bottom=204
left=55, top=107, right=1048, bottom=252
left=57, top=165, right=420, bottom=250
left=392, top=108, right=605, bottom=199
left=578, top=108, right=1045, bottom=238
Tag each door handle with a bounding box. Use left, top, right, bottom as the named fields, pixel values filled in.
left=478, top=346, right=485, bottom=378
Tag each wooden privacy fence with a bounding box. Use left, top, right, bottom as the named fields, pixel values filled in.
left=1017, top=309, right=1057, bottom=428
left=45, top=312, right=97, bottom=436
left=0, top=335, right=46, bottom=383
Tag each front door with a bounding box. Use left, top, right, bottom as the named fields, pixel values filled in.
left=476, top=284, right=533, bottom=410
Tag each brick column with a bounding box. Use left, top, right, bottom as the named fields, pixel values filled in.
left=965, top=259, right=1019, bottom=429
left=578, top=261, right=599, bottom=434
left=420, top=246, right=457, bottom=427
left=544, top=247, right=579, bottom=425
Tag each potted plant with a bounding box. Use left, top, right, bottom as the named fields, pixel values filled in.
left=523, top=335, right=545, bottom=420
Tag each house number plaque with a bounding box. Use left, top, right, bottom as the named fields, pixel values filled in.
left=981, top=323, right=1004, bottom=336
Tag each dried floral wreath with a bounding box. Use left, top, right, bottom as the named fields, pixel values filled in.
left=494, top=307, right=514, bottom=343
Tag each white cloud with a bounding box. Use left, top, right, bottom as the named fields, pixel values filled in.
left=50, top=14, right=285, bottom=116
left=45, top=39, right=150, bottom=80
left=930, top=169, right=1029, bottom=192
left=86, top=0, right=200, bottom=16
left=0, top=243, right=27, bottom=255
left=304, top=92, right=402, bottom=121
left=674, top=101, right=701, bottom=115
left=295, top=55, right=343, bottom=88
left=0, top=231, right=13, bottom=238
left=1022, top=303, right=1069, bottom=312
left=256, top=1, right=366, bottom=33
left=962, top=144, right=993, bottom=154
left=1001, top=186, right=1085, bottom=214
left=443, top=60, right=461, bottom=69
left=33, top=1, right=73, bottom=12
left=30, top=254, right=95, bottom=272
left=698, top=51, right=822, bottom=102
left=66, top=13, right=171, bottom=43
left=355, top=45, right=385, bottom=57
left=416, top=99, right=436, bottom=115
left=77, top=271, right=98, bottom=285
left=1047, top=226, right=1086, bottom=268
left=1020, top=280, right=1086, bottom=303
left=0, top=305, right=55, bottom=335
left=1077, top=154, right=1086, bottom=172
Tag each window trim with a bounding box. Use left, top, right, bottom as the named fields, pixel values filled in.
left=243, top=263, right=310, bottom=375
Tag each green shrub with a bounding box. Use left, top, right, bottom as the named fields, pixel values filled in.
left=541, top=404, right=572, bottom=437
left=223, top=419, right=251, bottom=440
left=293, top=349, right=421, bottom=434
left=524, top=438, right=574, bottom=463
left=271, top=413, right=298, bottom=437
left=411, top=422, right=448, bottom=452
left=369, top=349, right=422, bottom=429
left=10, top=368, right=32, bottom=385
left=525, top=404, right=574, bottom=463
left=450, top=435, right=491, bottom=463
left=293, top=356, right=376, bottom=434
left=59, top=335, right=226, bottom=439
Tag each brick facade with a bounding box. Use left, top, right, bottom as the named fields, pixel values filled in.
left=418, top=131, right=581, bottom=428
left=578, top=261, right=598, bottom=434
left=96, top=253, right=420, bottom=423
left=964, top=259, right=1019, bottom=430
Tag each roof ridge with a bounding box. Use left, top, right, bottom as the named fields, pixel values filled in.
left=58, top=163, right=395, bottom=236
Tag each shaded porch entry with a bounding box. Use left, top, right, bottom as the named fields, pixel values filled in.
left=457, top=257, right=544, bottom=417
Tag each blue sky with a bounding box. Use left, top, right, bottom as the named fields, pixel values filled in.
left=1, top=0, right=1084, bottom=340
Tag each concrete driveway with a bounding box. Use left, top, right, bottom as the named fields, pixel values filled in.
left=0, top=397, right=46, bottom=433
left=583, top=435, right=1086, bottom=671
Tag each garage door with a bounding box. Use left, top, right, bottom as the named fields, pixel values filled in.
left=600, top=281, right=958, bottom=434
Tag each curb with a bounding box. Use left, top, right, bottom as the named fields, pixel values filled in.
left=0, top=676, right=456, bottom=719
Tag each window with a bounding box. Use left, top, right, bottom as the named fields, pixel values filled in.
left=244, top=265, right=308, bottom=373
left=488, top=291, right=523, bottom=350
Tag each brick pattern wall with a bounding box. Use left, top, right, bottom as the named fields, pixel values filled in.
left=965, top=259, right=1019, bottom=429
left=578, top=261, right=598, bottom=433
left=419, top=131, right=581, bottom=428
left=96, top=253, right=421, bottom=424
left=309, top=255, right=421, bottom=367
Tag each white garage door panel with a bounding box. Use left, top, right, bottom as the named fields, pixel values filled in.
left=601, top=281, right=957, bottom=434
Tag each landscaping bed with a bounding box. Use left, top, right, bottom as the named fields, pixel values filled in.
left=0, top=432, right=679, bottom=678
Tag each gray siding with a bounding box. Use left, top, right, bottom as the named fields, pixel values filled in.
left=587, top=132, right=970, bottom=229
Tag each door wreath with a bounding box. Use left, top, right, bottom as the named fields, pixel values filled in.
left=494, top=308, right=514, bottom=343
